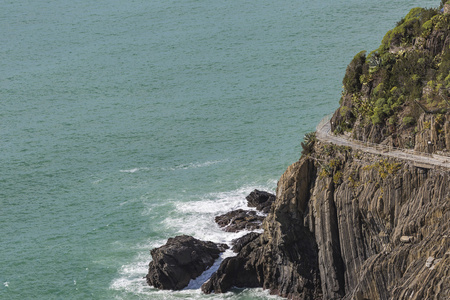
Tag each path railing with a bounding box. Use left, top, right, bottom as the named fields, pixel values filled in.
left=315, top=115, right=450, bottom=169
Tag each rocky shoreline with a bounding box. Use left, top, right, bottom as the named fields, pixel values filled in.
left=146, top=147, right=449, bottom=299
left=145, top=189, right=275, bottom=291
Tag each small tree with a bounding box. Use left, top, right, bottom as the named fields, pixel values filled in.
left=301, top=132, right=317, bottom=155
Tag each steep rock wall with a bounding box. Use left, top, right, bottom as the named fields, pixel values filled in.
left=309, top=143, right=448, bottom=299
left=308, top=143, right=449, bottom=299
left=203, top=142, right=449, bottom=299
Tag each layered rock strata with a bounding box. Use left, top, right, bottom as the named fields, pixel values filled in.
left=203, top=143, right=449, bottom=299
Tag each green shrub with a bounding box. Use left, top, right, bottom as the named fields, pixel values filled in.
left=402, top=116, right=415, bottom=126
left=343, top=51, right=367, bottom=94
left=378, top=8, right=437, bottom=54
left=301, top=132, right=316, bottom=155
left=333, top=171, right=343, bottom=185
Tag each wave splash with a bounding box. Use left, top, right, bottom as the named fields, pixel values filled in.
left=110, top=182, right=277, bottom=298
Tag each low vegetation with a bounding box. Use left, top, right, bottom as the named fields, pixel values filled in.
left=337, top=4, right=450, bottom=138
left=363, top=159, right=402, bottom=180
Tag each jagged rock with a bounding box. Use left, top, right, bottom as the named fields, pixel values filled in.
left=214, top=209, right=265, bottom=232
left=201, top=255, right=260, bottom=294
left=426, top=256, right=435, bottom=268
left=400, top=236, right=414, bottom=243
left=146, top=235, right=228, bottom=290
left=231, top=232, right=260, bottom=253
left=246, top=189, right=275, bottom=213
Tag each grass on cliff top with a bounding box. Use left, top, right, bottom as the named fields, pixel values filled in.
left=341, top=5, right=449, bottom=129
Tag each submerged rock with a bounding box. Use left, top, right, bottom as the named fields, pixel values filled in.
left=146, top=235, right=228, bottom=290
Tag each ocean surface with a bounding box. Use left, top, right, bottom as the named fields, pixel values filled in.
left=1, top=0, right=439, bottom=299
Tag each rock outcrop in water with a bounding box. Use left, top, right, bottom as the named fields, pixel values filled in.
left=246, top=189, right=276, bottom=213
left=146, top=235, right=228, bottom=290
left=214, top=189, right=275, bottom=232
left=215, top=209, right=265, bottom=232
left=146, top=189, right=275, bottom=291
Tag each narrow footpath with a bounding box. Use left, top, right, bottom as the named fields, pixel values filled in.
left=316, top=117, right=450, bottom=170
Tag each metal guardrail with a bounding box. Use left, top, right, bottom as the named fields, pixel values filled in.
left=315, top=115, right=450, bottom=168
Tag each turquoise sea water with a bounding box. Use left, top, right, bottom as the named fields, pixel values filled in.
left=1, top=1, right=438, bottom=299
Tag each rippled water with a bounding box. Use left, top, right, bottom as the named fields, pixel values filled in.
left=1, top=0, right=438, bottom=298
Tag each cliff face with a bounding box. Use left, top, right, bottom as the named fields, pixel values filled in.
left=305, top=144, right=449, bottom=299
left=203, top=143, right=449, bottom=299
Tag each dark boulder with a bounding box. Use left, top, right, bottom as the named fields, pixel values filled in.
left=146, top=235, right=228, bottom=290
left=246, top=189, right=275, bottom=213
left=201, top=256, right=260, bottom=294
left=214, top=209, right=265, bottom=232
left=201, top=237, right=262, bottom=294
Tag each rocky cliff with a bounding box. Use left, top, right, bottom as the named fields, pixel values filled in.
left=201, top=6, right=450, bottom=299
left=148, top=5, right=450, bottom=299
left=203, top=142, right=449, bottom=299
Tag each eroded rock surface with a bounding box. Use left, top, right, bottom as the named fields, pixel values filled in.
left=146, top=235, right=228, bottom=290
left=215, top=209, right=265, bottom=232
left=231, top=232, right=260, bottom=253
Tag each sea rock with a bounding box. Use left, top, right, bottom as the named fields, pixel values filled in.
left=146, top=235, right=228, bottom=290
left=246, top=189, right=276, bottom=213
left=203, top=159, right=323, bottom=299
left=214, top=209, right=265, bottom=232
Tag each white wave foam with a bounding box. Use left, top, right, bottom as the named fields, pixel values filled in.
left=119, top=167, right=150, bottom=173
left=185, top=250, right=229, bottom=290
left=163, top=185, right=273, bottom=245
left=119, top=160, right=224, bottom=174
left=110, top=182, right=277, bottom=298
left=164, top=159, right=227, bottom=171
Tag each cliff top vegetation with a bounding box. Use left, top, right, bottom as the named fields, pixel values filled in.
left=331, top=2, right=450, bottom=154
